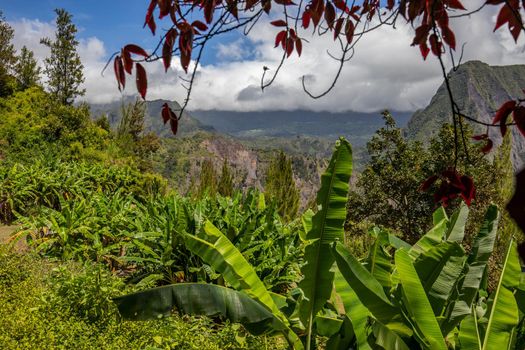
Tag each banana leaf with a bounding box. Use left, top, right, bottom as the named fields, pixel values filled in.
left=298, top=138, right=353, bottom=330
left=333, top=242, right=397, bottom=323
left=414, top=241, right=465, bottom=315
left=446, top=203, right=469, bottom=242
left=459, top=309, right=481, bottom=350
left=395, top=249, right=447, bottom=350
left=372, top=321, right=410, bottom=350
left=184, top=221, right=283, bottom=318
left=334, top=268, right=372, bottom=350
left=409, top=218, right=448, bottom=259
left=482, top=240, right=521, bottom=350
left=114, top=283, right=289, bottom=337
left=441, top=205, right=499, bottom=335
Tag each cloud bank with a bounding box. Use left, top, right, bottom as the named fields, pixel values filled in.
left=9, top=1, right=525, bottom=112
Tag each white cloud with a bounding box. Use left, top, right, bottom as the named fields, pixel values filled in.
left=8, top=1, right=525, bottom=111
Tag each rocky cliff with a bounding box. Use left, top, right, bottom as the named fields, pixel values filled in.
left=407, top=60, right=525, bottom=169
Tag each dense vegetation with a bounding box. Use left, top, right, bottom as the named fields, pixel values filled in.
left=0, top=8, right=524, bottom=350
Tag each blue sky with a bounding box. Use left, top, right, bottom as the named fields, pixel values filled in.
left=0, top=1, right=522, bottom=111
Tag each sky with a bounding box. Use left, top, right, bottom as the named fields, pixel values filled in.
left=1, top=0, right=524, bottom=112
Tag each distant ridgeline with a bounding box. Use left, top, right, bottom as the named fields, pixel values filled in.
left=406, top=60, right=525, bottom=169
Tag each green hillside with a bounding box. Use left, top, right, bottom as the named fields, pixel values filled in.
left=406, top=60, right=525, bottom=168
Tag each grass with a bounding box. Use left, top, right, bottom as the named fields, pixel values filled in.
left=0, top=243, right=287, bottom=350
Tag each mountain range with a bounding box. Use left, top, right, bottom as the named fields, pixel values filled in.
left=407, top=60, right=525, bottom=169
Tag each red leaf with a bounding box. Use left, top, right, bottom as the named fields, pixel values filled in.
left=420, top=175, right=438, bottom=191
left=334, top=18, right=344, bottom=39
left=180, top=50, right=191, bottom=73
left=274, top=30, right=287, bottom=48
left=506, top=168, right=525, bottom=235
left=419, top=42, right=430, bottom=60
left=158, top=0, right=171, bottom=18
left=124, top=44, right=149, bottom=58
left=113, top=55, right=125, bottom=91
left=411, top=24, right=430, bottom=46
left=161, top=103, right=172, bottom=124
left=144, top=0, right=157, bottom=35
left=286, top=37, right=294, bottom=57
left=162, top=30, right=177, bottom=72
left=192, top=20, right=208, bottom=31
left=289, top=29, right=297, bottom=39
left=135, top=63, right=147, bottom=100
left=345, top=19, right=355, bottom=44
left=441, top=25, right=456, bottom=50
left=513, top=105, right=525, bottom=136
left=121, top=49, right=133, bottom=74
left=245, top=0, right=258, bottom=10
left=271, top=20, right=288, bottom=27
left=262, top=0, right=271, bottom=14
left=170, top=115, right=179, bottom=135
left=295, top=38, right=303, bottom=56
left=204, top=0, right=215, bottom=23
left=429, top=34, right=442, bottom=56
left=492, top=100, right=517, bottom=123
left=459, top=175, right=475, bottom=206
left=387, top=0, right=394, bottom=10
left=494, top=4, right=512, bottom=31
left=447, top=0, right=466, bottom=10
left=302, top=10, right=311, bottom=29
left=481, top=138, right=494, bottom=154
left=472, top=133, right=488, bottom=140
left=324, top=1, right=336, bottom=28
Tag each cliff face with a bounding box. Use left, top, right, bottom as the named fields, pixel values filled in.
left=154, top=132, right=324, bottom=209
left=407, top=61, right=525, bottom=169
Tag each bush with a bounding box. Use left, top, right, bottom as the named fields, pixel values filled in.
left=0, top=248, right=285, bottom=349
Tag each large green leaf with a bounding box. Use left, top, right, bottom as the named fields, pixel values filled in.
left=482, top=240, right=521, bottom=350
left=333, top=242, right=397, bottom=323
left=298, top=138, right=352, bottom=330
left=442, top=205, right=499, bottom=335
left=372, top=321, right=410, bottom=350
left=395, top=249, right=447, bottom=350
left=446, top=203, right=469, bottom=242
left=184, top=221, right=283, bottom=318
left=409, top=218, right=448, bottom=259
left=334, top=268, right=371, bottom=350
left=113, top=283, right=298, bottom=345
left=414, top=241, right=465, bottom=315
left=458, top=311, right=481, bottom=350
left=366, top=229, right=395, bottom=289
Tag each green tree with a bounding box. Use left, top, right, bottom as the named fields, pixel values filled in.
left=14, top=46, right=41, bottom=90
left=40, top=8, right=85, bottom=105
left=0, top=11, right=17, bottom=97
left=117, top=99, right=146, bottom=141
left=198, top=159, right=217, bottom=197
left=217, top=159, right=234, bottom=197
left=347, top=111, right=501, bottom=244
left=265, top=151, right=299, bottom=221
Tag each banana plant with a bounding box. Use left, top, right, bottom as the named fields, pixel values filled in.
left=113, top=137, right=354, bottom=349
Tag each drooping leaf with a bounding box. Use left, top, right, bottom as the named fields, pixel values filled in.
left=135, top=63, right=147, bottom=99
left=124, top=44, right=149, bottom=58
left=113, top=55, right=125, bottom=91
left=333, top=242, right=397, bottom=323
left=114, top=283, right=289, bottom=336
left=395, top=249, right=447, bottom=350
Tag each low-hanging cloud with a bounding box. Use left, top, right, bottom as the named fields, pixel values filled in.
left=8, top=0, right=525, bottom=112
